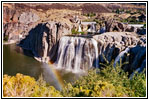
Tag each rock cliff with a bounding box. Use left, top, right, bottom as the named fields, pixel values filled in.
left=53, top=32, right=146, bottom=73
left=93, top=32, right=146, bottom=73
left=19, top=21, right=72, bottom=62
left=3, top=3, right=146, bottom=74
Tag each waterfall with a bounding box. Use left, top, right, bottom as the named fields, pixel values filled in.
left=55, top=36, right=99, bottom=73
left=92, top=24, right=96, bottom=33
left=78, top=24, right=82, bottom=32
left=87, top=23, right=96, bottom=33
left=113, top=47, right=130, bottom=67
left=91, top=38, right=99, bottom=68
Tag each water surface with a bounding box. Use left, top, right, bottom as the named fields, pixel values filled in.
left=3, top=44, right=82, bottom=90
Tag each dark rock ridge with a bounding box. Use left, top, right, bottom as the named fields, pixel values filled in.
left=105, top=20, right=136, bottom=32
left=19, top=21, right=72, bottom=62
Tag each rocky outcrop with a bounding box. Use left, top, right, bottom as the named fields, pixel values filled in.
left=93, top=32, right=146, bottom=73
left=105, top=20, right=138, bottom=33
left=3, top=5, right=40, bottom=43
left=3, top=22, right=37, bottom=43
left=93, top=32, right=142, bottom=62
left=19, top=12, right=40, bottom=24
left=19, top=21, right=72, bottom=62
left=53, top=32, right=146, bottom=73
left=3, top=5, right=19, bottom=23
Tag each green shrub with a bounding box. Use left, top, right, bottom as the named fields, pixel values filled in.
left=61, top=61, right=146, bottom=97
left=83, top=13, right=96, bottom=18
left=4, top=35, right=9, bottom=42
left=71, top=28, right=85, bottom=35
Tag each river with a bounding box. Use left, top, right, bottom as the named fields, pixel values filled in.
left=3, top=44, right=83, bottom=90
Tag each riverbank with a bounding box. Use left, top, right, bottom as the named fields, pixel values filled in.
left=3, top=62, right=146, bottom=97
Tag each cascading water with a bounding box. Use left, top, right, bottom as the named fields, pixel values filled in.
left=87, top=23, right=96, bottom=33
left=113, top=47, right=130, bottom=67
left=78, top=24, right=82, bottom=32
left=55, top=36, right=99, bottom=73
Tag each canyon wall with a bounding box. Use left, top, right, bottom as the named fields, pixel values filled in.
left=3, top=3, right=146, bottom=74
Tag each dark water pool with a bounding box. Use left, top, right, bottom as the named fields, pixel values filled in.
left=3, top=44, right=82, bottom=90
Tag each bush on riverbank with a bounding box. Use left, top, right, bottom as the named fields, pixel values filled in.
left=62, top=63, right=146, bottom=97
left=3, top=73, right=62, bottom=97
left=3, top=62, right=146, bottom=97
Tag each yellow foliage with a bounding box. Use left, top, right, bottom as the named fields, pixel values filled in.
left=3, top=73, right=62, bottom=97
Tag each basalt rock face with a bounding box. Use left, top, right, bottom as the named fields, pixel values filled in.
left=3, top=22, right=37, bottom=43
left=19, top=21, right=72, bottom=63
left=53, top=32, right=146, bottom=73
left=129, top=46, right=146, bottom=73
left=19, top=12, right=40, bottom=24
left=3, top=5, right=40, bottom=43
left=92, top=32, right=146, bottom=73
left=3, top=5, right=19, bottom=23
left=93, top=32, right=140, bottom=63
left=105, top=20, right=138, bottom=33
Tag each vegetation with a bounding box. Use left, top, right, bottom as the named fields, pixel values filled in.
left=83, top=13, right=96, bottom=18
left=71, top=28, right=85, bottom=35
left=3, top=62, right=146, bottom=97
left=3, top=73, right=62, bottom=97
left=62, top=61, right=146, bottom=97
left=121, top=18, right=145, bottom=24
left=4, top=35, right=9, bottom=42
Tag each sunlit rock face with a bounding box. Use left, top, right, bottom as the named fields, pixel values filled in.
left=92, top=32, right=146, bottom=73
left=3, top=6, right=39, bottom=43
left=54, top=32, right=146, bottom=73
left=19, top=29, right=146, bottom=73
left=55, top=36, right=99, bottom=73
left=19, top=12, right=40, bottom=24
left=105, top=20, right=145, bottom=34
left=93, top=32, right=142, bottom=63
left=19, top=21, right=72, bottom=63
